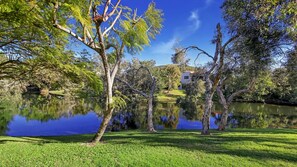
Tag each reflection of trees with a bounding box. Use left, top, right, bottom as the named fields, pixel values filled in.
left=129, top=100, right=294, bottom=129
left=0, top=100, right=17, bottom=135
left=121, top=101, right=181, bottom=129
left=180, top=101, right=204, bottom=121
left=18, top=94, right=101, bottom=122
left=214, top=102, right=297, bottom=128
left=155, top=103, right=180, bottom=129
left=178, top=80, right=205, bottom=121
left=123, top=97, right=147, bottom=129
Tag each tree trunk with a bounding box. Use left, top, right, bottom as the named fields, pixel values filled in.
left=91, top=68, right=114, bottom=143
left=91, top=107, right=113, bottom=143
left=201, top=77, right=213, bottom=135
left=216, top=82, right=253, bottom=131
left=147, top=96, right=156, bottom=132
left=201, top=94, right=212, bottom=135
left=218, top=106, right=228, bottom=131
left=216, top=86, right=229, bottom=131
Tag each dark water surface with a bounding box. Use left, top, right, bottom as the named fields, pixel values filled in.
left=1, top=96, right=296, bottom=136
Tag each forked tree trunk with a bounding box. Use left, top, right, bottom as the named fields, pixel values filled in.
left=147, top=96, right=156, bottom=132
left=216, top=82, right=253, bottom=131
left=218, top=106, right=228, bottom=131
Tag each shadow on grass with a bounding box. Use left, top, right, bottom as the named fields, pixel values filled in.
left=1, top=129, right=297, bottom=163
left=101, top=130, right=297, bottom=163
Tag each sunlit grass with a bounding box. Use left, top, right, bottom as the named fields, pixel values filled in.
left=156, top=89, right=185, bottom=102
left=0, top=129, right=296, bottom=166
left=48, top=90, right=65, bottom=96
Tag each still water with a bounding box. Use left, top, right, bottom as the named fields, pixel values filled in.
left=0, top=96, right=296, bottom=136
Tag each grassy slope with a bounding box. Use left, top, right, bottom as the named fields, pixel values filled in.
left=0, top=129, right=297, bottom=167
left=156, top=89, right=185, bottom=103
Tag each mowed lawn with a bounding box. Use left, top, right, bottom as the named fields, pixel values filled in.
left=156, top=89, right=185, bottom=102
left=0, top=129, right=296, bottom=167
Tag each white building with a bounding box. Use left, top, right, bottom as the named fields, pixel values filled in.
left=180, top=71, right=194, bottom=85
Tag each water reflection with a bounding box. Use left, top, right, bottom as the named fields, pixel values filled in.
left=7, top=112, right=101, bottom=136
left=0, top=95, right=296, bottom=136
left=214, top=103, right=297, bottom=129
left=0, top=94, right=101, bottom=136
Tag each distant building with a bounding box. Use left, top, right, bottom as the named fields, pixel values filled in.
left=179, top=71, right=204, bottom=89
left=180, top=71, right=194, bottom=85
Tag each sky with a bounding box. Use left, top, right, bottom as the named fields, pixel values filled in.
left=123, top=0, right=225, bottom=66
left=72, top=0, right=226, bottom=66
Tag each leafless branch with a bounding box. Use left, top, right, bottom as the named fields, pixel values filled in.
left=182, top=46, right=214, bottom=60
left=103, top=8, right=122, bottom=37
left=102, top=0, right=121, bottom=22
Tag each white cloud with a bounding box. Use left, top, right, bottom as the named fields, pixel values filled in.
left=145, top=10, right=201, bottom=63
left=188, top=10, right=201, bottom=31
left=151, top=37, right=179, bottom=55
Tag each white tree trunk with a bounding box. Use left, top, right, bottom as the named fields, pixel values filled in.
left=218, top=106, right=229, bottom=131
left=216, top=86, right=229, bottom=131
left=147, top=97, right=156, bottom=132
left=216, top=83, right=253, bottom=131
left=201, top=77, right=213, bottom=135
left=91, top=66, right=115, bottom=143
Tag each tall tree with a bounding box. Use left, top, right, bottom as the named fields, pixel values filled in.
left=172, top=47, right=190, bottom=72
left=285, top=47, right=297, bottom=103
left=49, top=0, right=163, bottom=143
left=215, top=54, right=256, bottom=130
left=0, top=0, right=65, bottom=80
left=175, top=0, right=296, bottom=135
left=163, top=65, right=181, bottom=91
left=222, top=0, right=297, bottom=64
left=286, top=47, right=297, bottom=90
left=175, top=24, right=238, bottom=135
left=0, top=0, right=101, bottom=96
left=116, top=59, right=157, bottom=132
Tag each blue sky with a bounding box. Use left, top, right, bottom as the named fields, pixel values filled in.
left=123, top=0, right=225, bottom=66
left=72, top=0, right=225, bottom=66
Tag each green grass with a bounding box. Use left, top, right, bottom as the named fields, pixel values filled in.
left=1, top=129, right=297, bottom=166
left=48, top=90, right=65, bottom=96
left=156, top=89, right=185, bottom=102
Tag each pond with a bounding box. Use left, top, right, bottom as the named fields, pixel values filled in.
left=0, top=95, right=296, bottom=136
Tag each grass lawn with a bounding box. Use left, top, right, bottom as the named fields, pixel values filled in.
left=48, top=90, right=65, bottom=96
left=156, top=89, right=185, bottom=103
left=0, top=129, right=296, bottom=167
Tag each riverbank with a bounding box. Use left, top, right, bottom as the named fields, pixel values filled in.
left=1, top=129, right=296, bottom=166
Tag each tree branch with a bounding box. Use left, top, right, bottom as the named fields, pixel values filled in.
left=182, top=46, right=214, bottom=60
left=103, top=8, right=122, bottom=37
left=227, top=78, right=255, bottom=105
left=52, top=1, right=96, bottom=50
left=222, top=34, right=239, bottom=51
left=102, top=0, right=121, bottom=22
left=216, top=86, right=228, bottom=108
left=116, top=77, right=149, bottom=98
